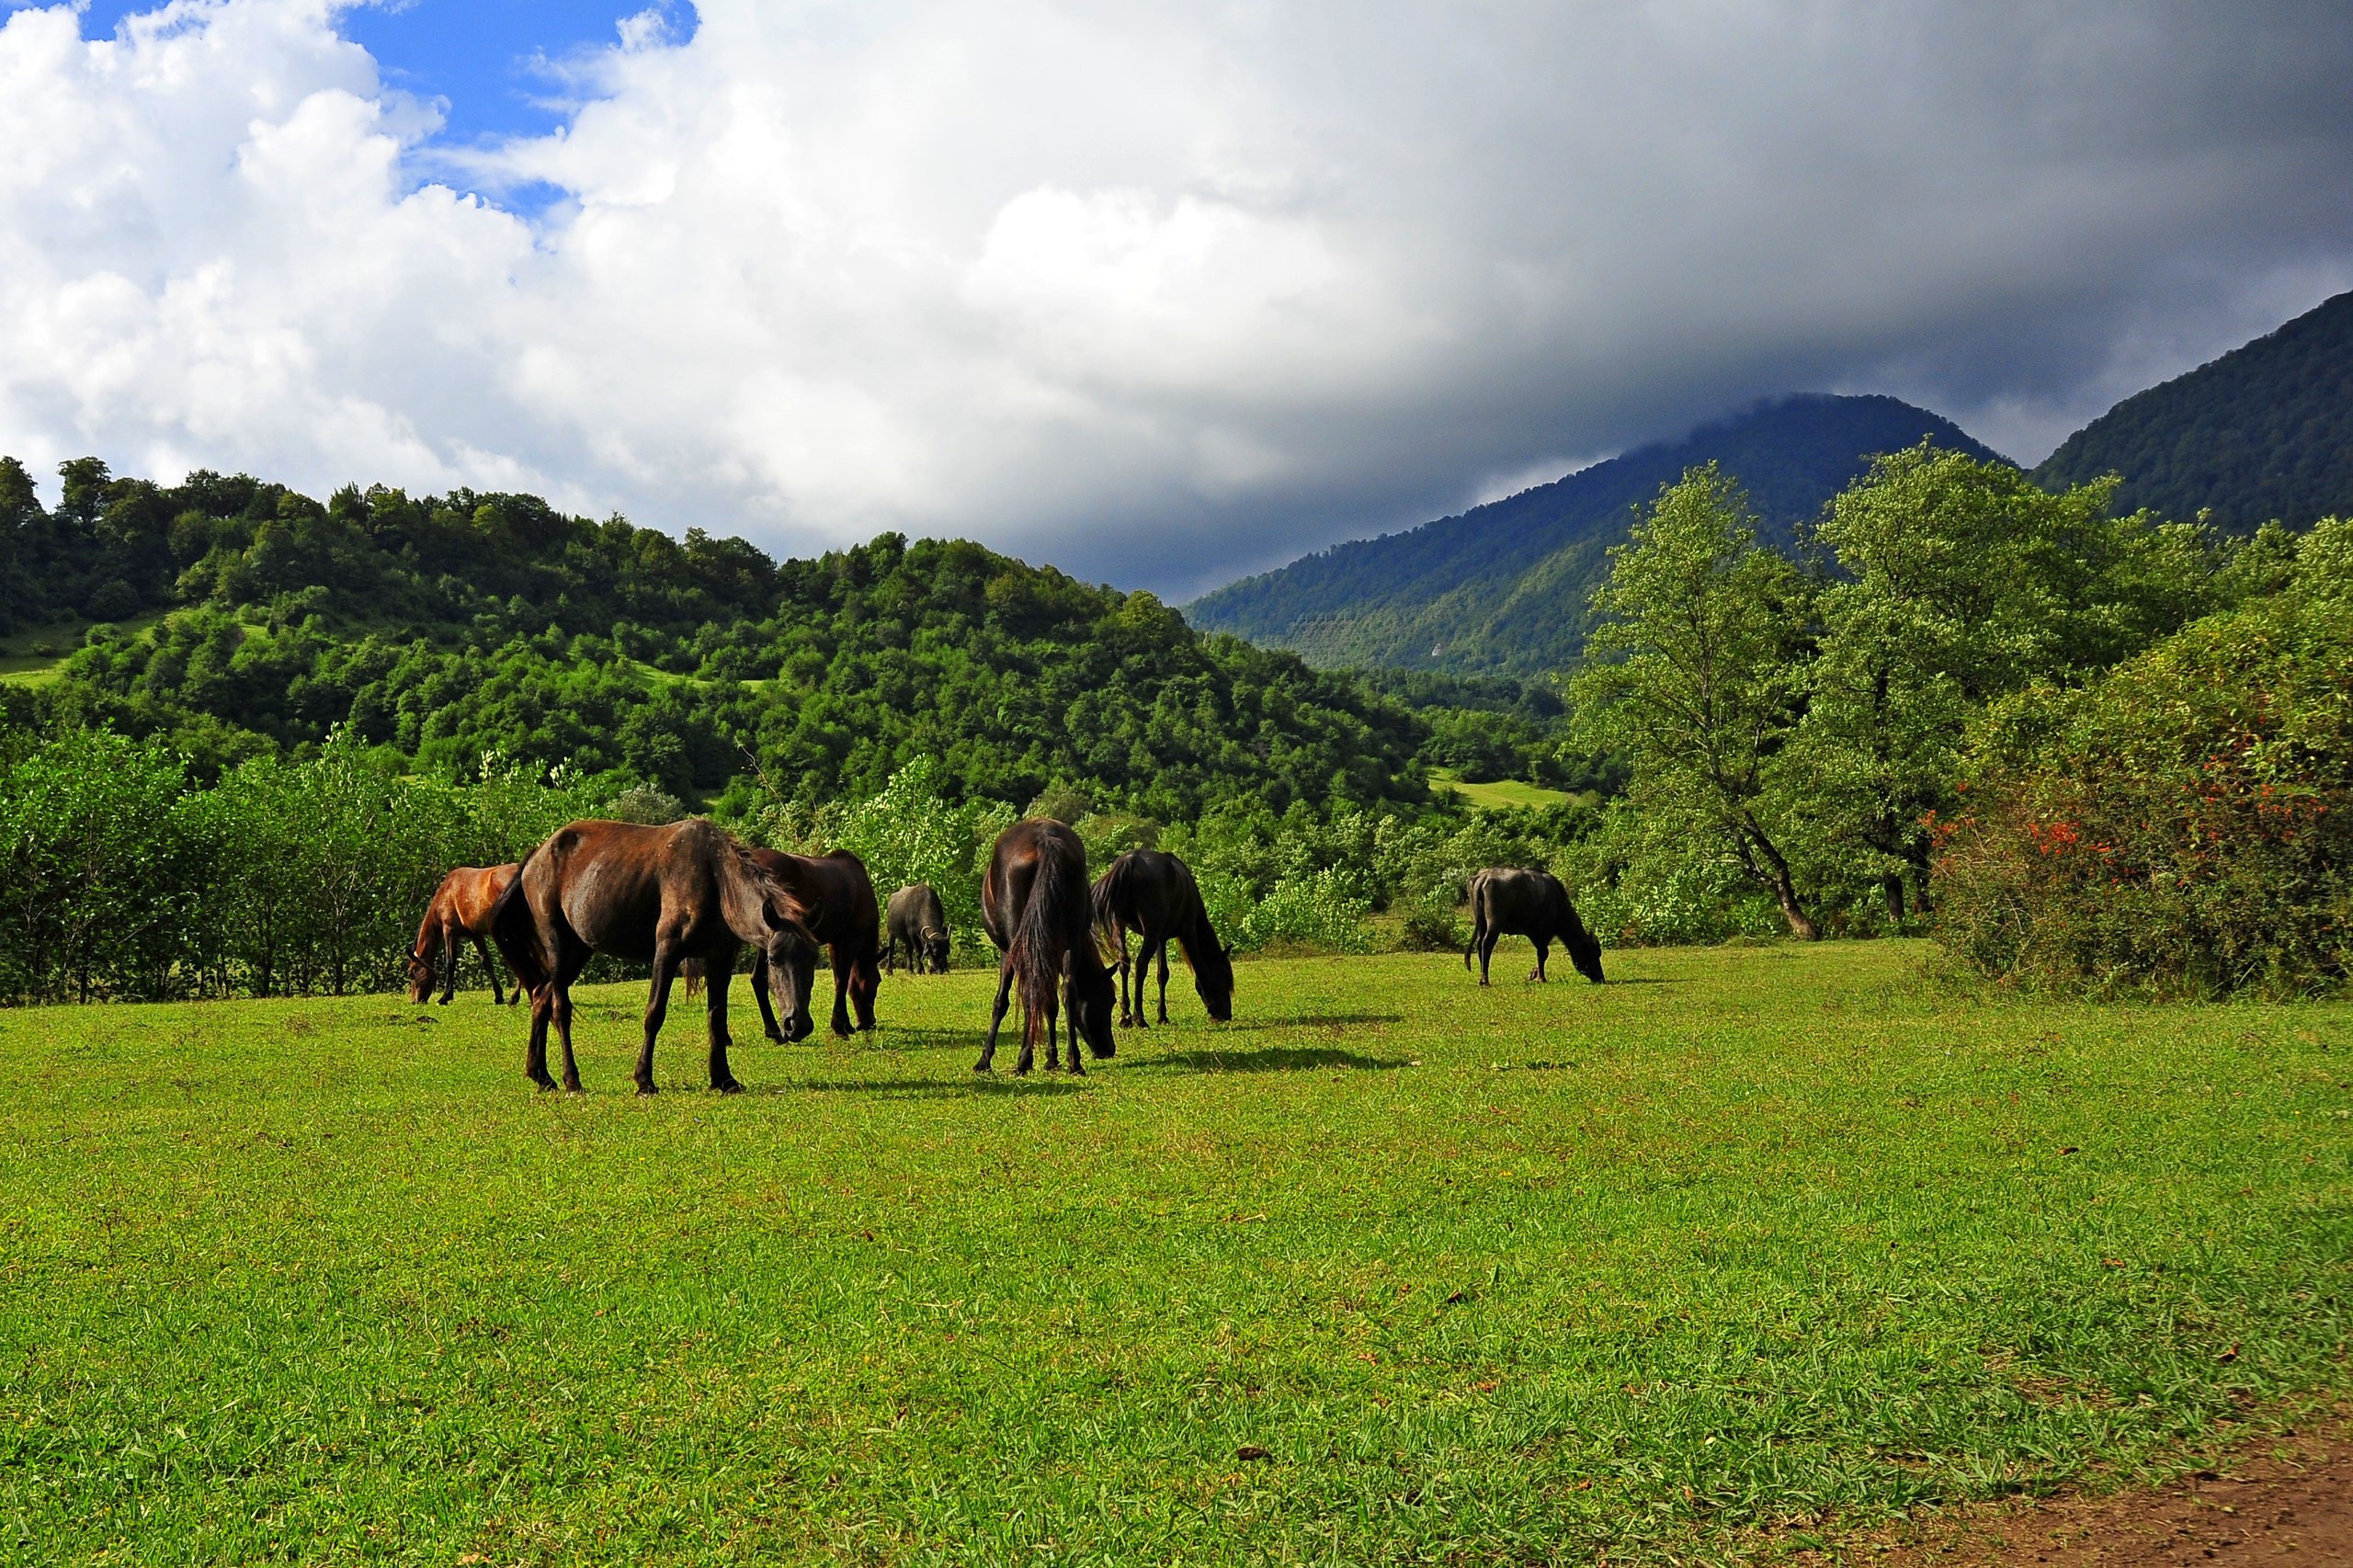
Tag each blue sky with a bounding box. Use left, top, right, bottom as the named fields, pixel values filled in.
left=72, top=0, right=692, bottom=144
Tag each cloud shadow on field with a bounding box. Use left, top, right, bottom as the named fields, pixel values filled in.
left=1133, top=1046, right=1407, bottom=1074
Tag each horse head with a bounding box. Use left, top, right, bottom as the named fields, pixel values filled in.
left=404, top=946, right=436, bottom=1003
left=1070, top=955, right=1118, bottom=1059
left=1563, top=913, right=1606, bottom=984
left=923, top=928, right=950, bottom=974
left=757, top=884, right=824, bottom=1042
left=1192, top=933, right=1235, bottom=1021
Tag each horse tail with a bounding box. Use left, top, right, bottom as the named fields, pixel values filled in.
left=1091, top=853, right=1128, bottom=940
left=1459, top=866, right=1477, bottom=965
left=488, top=838, right=553, bottom=998
left=1011, top=835, right=1084, bottom=1051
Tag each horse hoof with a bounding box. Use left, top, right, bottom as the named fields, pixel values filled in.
left=635, top=1081, right=659, bottom=1096
left=713, top=1078, right=745, bottom=1095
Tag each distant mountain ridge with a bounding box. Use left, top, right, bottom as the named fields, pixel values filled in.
left=2033, top=289, right=2353, bottom=531
left=1185, top=394, right=2003, bottom=674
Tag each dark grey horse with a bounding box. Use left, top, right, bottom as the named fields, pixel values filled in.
left=1091, top=848, right=1233, bottom=1027
left=1464, top=868, right=1604, bottom=985
left=883, top=883, right=950, bottom=974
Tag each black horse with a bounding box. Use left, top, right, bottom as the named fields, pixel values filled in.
left=1464, top=868, right=1605, bottom=985
left=977, top=820, right=1116, bottom=1074
left=1091, top=848, right=1233, bottom=1027
left=884, top=882, right=950, bottom=974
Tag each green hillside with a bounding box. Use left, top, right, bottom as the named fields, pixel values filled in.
left=2034, top=289, right=2353, bottom=531
left=1185, top=394, right=2003, bottom=674
left=0, top=457, right=1425, bottom=820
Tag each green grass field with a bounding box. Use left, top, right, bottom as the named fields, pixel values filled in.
left=1426, top=769, right=1581, bottom=812
left=2, top=943, right=2347, bottom=1564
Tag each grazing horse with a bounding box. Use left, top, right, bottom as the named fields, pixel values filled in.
left=977, top=820, right=1116, bottom=1074
left=489, top=819, right=821, bottom=1095
left=1464, top=868, right=1605, bottom=985
left=884, top=883, right=950, bottom=975
left=407, top=863, right=524, bottom=1005
left=1091, top=849, right=1233, bottom=1027
left=744, top=847, right=881, bottom=1040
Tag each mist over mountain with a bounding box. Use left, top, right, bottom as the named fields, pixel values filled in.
left=1184, top=395, right=2002, bottom=674
left=2032, top=290, right=2353, bottom=533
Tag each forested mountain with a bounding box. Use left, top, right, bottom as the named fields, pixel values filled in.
left=0, top=458, right=1425, bottom=819
left=1184, top=394, right=2003, bottom=674
left=2034, top=290, right=2353, bottom=531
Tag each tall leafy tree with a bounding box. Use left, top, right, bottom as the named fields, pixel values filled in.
left=1572, top=464, right=1822, bottom=938
left=1791, top=445, right=2216, bottom=919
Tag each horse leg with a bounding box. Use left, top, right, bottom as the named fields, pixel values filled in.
left=1154, top=937, right=1172, bottom=1024
left=525, top=983, right=558, bottom=1090
left=1061, top=976, right=1085, bottom=1075
left=747, top=951, right=786, bottom=1042
left=828, top=945, right=854, bottom=1039
left=472, top=934, right=505, bottom=1005
left=851, top=952, right=878, bottom=1032
left=637, top=937, right=682, bottom=1096
left=438, top=915, right=460, bottom=1005
left=1108, top=923, right=1127, bottom=1026
left=1044, top=983, right=1063, bottom=1073
left=977, top=955, right=1016, bottom=1073
left=705, top=960, right=744, bottom=1094
left=1530, top=936, right=1550, bottom=983
left=1478, top=927, right=1499, bottom=985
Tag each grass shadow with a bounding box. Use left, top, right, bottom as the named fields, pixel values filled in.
left=1133, top=1046, right=1408, bottom=1074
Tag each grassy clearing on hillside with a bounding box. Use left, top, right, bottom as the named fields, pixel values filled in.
left=2, top=944, right=2347, bottom=1565
left=1427, top=768, right=1581, bottom=811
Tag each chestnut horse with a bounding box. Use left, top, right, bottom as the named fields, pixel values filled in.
left=745, top=847, right=881, bottom=1040
left=1464, top=868, right=1605, bottom=985
left=1091, top=849, right=1233, bottom=1027
left=489, top=819, right=821, bottom=1095
left=977, top=819, right=1116, bottom=1074
left=407, top=864, right=524, bottom=1005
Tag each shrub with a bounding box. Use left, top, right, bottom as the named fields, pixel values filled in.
left=1933, top=521, right=2353, bottom=995
left=1234, top=870, right=1373, bottom=955
left=1395, top=893, right=1465, bottom=952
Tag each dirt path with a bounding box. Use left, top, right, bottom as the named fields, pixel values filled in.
left=1853, top=1420, right=2351, bottom=1566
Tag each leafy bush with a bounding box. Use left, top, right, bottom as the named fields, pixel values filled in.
left=1234, top=870, right=1373, bottom=955
left=0, top=729, right=596, bottom=1002
left=1933, top=520, right=2353, bottom=995
left=756, top=757, right=1013, bottom=956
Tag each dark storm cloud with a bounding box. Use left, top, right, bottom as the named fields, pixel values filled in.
left=4, top=2, right=2349, bottom=597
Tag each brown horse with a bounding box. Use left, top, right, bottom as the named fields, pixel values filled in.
left=1464, top=868, right=1605, bottom=985
left=407, top=864, right=525, bottom=1005
left=489, top=819, right=821, bottom=1095
left=1092, top=849, right=1233, bottom=1027
left=745, top=847, right=881, bottom=1040
left=884, top=883, right=950, bottom=974
left=977, top=819, right=1116, bottom=1074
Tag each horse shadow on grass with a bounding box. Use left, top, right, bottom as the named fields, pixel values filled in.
left=1195, top=1012, right=1404, bottom=1034
left=768, top=1074, right=1090, bottom=1099
left=1130, top=1045, right=1407, bottom=1074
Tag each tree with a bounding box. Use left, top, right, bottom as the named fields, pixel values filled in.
left=1791, top=446, right=2215, bottom=921
left=1572, top=465, right=1822, bottom=938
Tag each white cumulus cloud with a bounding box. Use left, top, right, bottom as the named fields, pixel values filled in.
left=2, top=0, right=2350, bottom=595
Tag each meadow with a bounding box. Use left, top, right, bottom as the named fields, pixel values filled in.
left=1, top=942, right=2347, bottom=1565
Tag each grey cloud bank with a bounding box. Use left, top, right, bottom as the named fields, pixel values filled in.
left=2, top=0, right=2349, bottom=599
